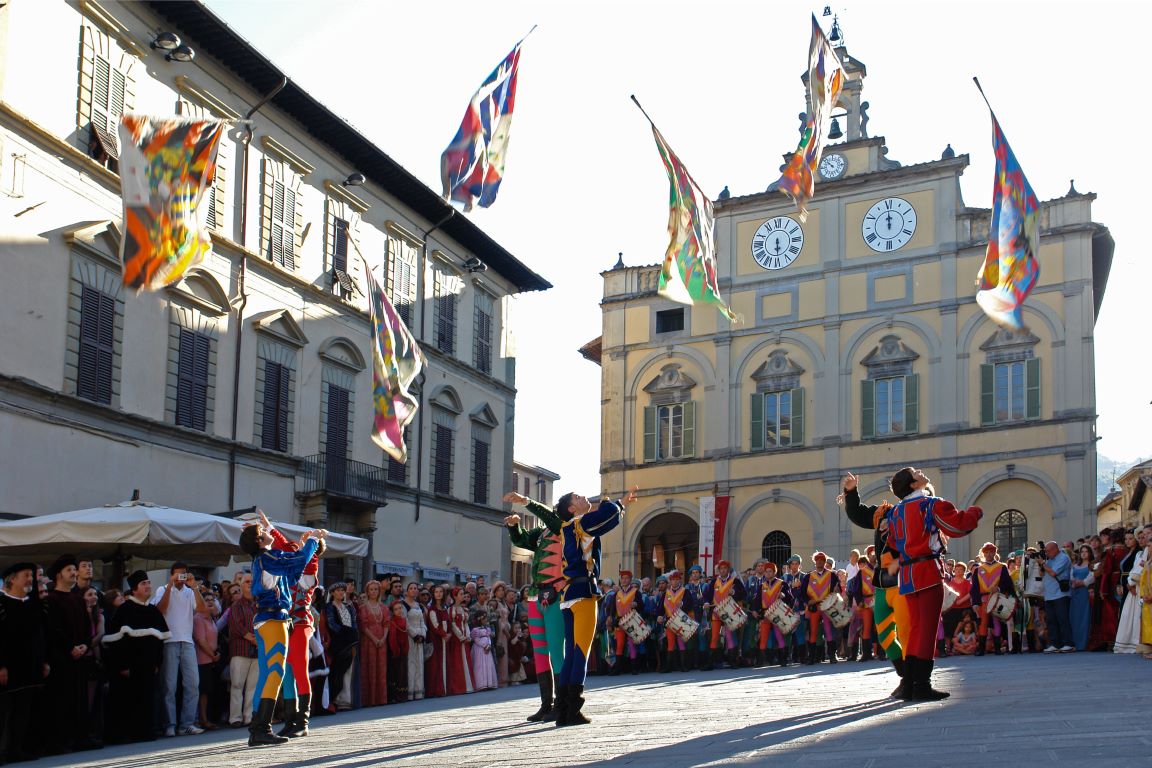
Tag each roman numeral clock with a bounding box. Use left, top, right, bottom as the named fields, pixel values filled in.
left=862, top=197, right=917, bottom=252
left=751, top=216, right=804, bottom=270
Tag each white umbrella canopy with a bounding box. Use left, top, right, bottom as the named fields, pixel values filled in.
left=0, top=500, right=368, bottom=563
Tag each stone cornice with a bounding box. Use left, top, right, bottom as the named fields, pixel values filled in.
left=324, top=180, right=370, bottom=214
left=260, top=135, right=315, bottom=176
left=173, top=76, right=242, bottom=120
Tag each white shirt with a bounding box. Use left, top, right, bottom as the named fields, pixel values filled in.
left=152, top=583, right=195, bottom=644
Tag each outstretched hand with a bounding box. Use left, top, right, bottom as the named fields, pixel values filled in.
left=502, top=514, right=521, bottom=527
left=502, top=491, right=528, bottom=505
left=257, top=508, right=272, bottom=529
left=842, top=472, right=858, bottom=492
left=622, top=486, right=639, bottom=506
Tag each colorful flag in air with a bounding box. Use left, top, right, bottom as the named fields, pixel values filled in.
left=440, top=33, right=530, bottom=211
left=775, top=15, right=845, bottom=221
left=641, top=112, right=738, bottom=321
left=974, top=114, right=1040, bottom=331
left=361, top=255, right=424, bottom=463
left=117, top=115, right=226, bottom=291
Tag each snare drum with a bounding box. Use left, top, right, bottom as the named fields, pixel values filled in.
left=941, top=583, right=960, bottom=613
left=986, top=592, right=1017, bottom=622
left=715, top=596, right=747, bottom=630
left=765, top=599, right=800, bottom=635
left=618, top=610, right=651, bottom=644
left=666, top=609, right=699, bottom=642
left=818, top=593, right=853, bottom=629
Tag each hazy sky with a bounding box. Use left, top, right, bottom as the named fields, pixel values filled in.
left=204, top=0, right=1149, bottom=494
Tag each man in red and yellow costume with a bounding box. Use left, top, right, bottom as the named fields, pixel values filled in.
left=756, top=562, right=795, bottom=666
left=970, top=542, right=1016, bottom=656
left=702, top=560, right=746, bottom=670
left=604, top=570, right=645, bottom=675
left=655, top=570, right=696, bottom=672
left=801, top=552, right=841, bottom=664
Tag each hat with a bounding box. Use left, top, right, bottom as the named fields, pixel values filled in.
left=619, top=570, right=633, bottom=578
left=787, top=555, right=802, bottom=564
left=717, top=559, right=732, bottom=569
left=687, top=564, right=703, bottom=573
left=667, top=569, right=682, bottom=580
left=329, top=582, right=347, bottom=592
left=655, top=575, right=669, bottom=584
left=46, top=553, right=78, bottom=581
left=1, top=562, right=36, bottom=580
left=126, top=570, right=149, bottom=592
left=981, top=542, right=997, bottom=552
left=601, top=578, right=615, bottom=587
left=763, top=561, right=778, bottom=571
left=812, top=551, right=827, bottom=561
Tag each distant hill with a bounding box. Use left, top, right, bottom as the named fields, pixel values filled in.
left=1097, top=453, right=1148, bottom=503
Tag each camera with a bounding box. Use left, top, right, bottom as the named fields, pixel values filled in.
left=178, top=573, right=188, bottom=581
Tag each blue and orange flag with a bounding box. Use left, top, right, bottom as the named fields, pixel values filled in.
left=634, top=97, right=737, bottom=322
left=361, top=255, right=424, bottom=463
left=440, top=31, right=532, bottom=211
left=974, top=107, right=1040, bottom=331
left=775, top=15, right=844, bottom=221
left=117, top=115, right=226, bottom=291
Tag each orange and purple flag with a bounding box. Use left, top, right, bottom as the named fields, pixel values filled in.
left=361, top=255, right=424, bottom=463
left=775, top=15, right=844, bottom=221
left=117, top=115, right=225, bottom=290
left=974, top=114, right=1040, bottom=331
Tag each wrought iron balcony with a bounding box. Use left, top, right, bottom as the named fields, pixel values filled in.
left=299, top=454, right=388, bottom=505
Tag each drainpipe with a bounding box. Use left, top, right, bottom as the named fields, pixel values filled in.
left=412, top=208, right=456, bottom=523
left=227, top=76, right=289, bottom=513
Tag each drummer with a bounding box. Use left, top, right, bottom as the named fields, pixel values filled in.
left=604, top=569, right=645, bottom=676
left=782, top=555, right=808, bottom=664
left=684, top=565, right=708, bottom=669
left=802, top=552, right=841, bottom=664
left=970, top=542, right=1016, bottom=656
left=756, top=561, right=794, bottom=666
left=656, top=570, right=696, bottom=673
left=846, top=546, right=878, bottom=661
left=702, top=559, right=747, bottom=670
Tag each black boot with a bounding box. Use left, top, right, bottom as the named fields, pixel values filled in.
left=826, top=642, right=838, bottom=664
left=889, top=656, right=907, bottom=699
left=557, top=684, right=591, bottom=727
left=278, top=694, right=310, bottom=737
left=908, top=657, right=950, bottom=701
left=552, top=684, right=569, bottom=726
left=993, top=634, right=1004, bottom=655
left=975, top=635, right=986, bottom=656
left=609, top=654, right=622, bottom=676
left=248, top=699, right=289, bottom=747
left=630, top=654, right=640, bottom=675
left=861, top=641, right=874, bottom=661
left=527, top=670, right=554, bottom=722
left=276, top=697, right=298, bottom=738
left=775, top=648, right=787, bottom=666
left=700, top=648, right=714, bottom=671
left=805, top=642, right=817, bottom=665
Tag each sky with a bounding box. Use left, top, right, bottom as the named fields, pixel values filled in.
left=204, top=0, right=1149, bottom=495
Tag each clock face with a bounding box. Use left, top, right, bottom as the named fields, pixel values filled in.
left=751, top=216, right=804, bottom=270
left=861, top=197, right=917, bottom=252
left=818, top=153, right=846, bottom=180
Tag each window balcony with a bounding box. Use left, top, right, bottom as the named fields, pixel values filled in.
left=298, top=454, right=387, bottom=506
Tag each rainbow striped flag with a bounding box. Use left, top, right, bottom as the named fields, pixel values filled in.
left=641, top=112, right=737, bottom=322
left=975, top=114, right=1040, bottom=331
left=117, top=115, right=225, bottom=290
left=440, top=33, right=530, bottom=211
left=361, top=255, right=424, bottom=463
left=776, top=15, right=844, bottom=221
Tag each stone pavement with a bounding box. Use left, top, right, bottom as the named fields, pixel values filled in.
left=42, top=652, right=1152, bottom=768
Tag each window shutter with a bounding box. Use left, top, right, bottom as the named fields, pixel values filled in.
left=110, top=68, right=126, bottom=119
left=643, top=406, right=656, bottom=462
left=980, top=363, right=995, bottom=426
left=176, top=329, right=195, bottom=428
left=94, top=290, right=115, bottom=405
left=749, top=393, right=764, bottom=451
left=192, top=333, right=210, bottom=431
left=276, top=366, right=290, bottom=452
left=204, top=186, right=218, bottom=229
left=92, top=56, right=111, bottom=131
left=270, top=181, right=285, bottom=265
left=1025, top=357, right=1041, bottom=419
left=904, top=374, right=919, bottom=434
left=325, top=385, right=350, bottom=493
left=77, top=286, right=101, bottom=402
left=332, top=217, right=348, bottom=272
left=790, top=387, right=805, bottom=446
left=682, top=400, right=696, bottom=458
left=261, top=361, right=280, bottom=450
left=434, top=424, right=454, bottom=494
left=860, top=379, right=875, bottom=440
left=282, top=186, right=297, bottom=271
left=473, top=437, right=490, bottom=504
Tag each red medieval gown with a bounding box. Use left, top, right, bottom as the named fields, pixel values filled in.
left=447, top=606, right=474, bottom=695
left=357, top=600, right=389, bottom=706
left=1090, top=544, right=1125, bottom=650
left=424, top=604, right=451, bottom=698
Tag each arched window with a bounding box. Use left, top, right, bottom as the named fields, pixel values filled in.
left=761, top=530, right=792, bottom=569
left=994, top=509, right=1028, bottom=554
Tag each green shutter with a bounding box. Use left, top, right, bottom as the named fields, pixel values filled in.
left=860, top=379, right=875, bottom=440
left=750, top=393, right=764, bottom=451
left=643, top=406, right=656, bottom=462
left=1025, top=357, right=1041, bottom=419
left=790, top=387, right=805, bottom=446
left=904, top=374, right=919, bottom=434
left=980, top=363, right=995, bottom=425
left=682, top=401, right=696, bottom=457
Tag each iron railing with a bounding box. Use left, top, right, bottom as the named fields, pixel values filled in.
left=299, top=454, right=387, bottom=505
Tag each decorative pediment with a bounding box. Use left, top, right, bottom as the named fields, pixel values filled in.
left=251, top=309, right=309, bottom=349
left=167, top=268, right=230, bottom=316
left=643, top=364, right=696, bottom=405
left=63, top=220, right=122, bottom=269
left=861, top=334, right=920, bottom=367
left=323, top=180, right=370, bottom=214
left=751, top=350, right=804, bottom=392
left=318, top=336, right=366, bottom=372
left=470, top=403, right=499, bottom=428
left=173, top=76, right=241, bottom=120
left=430, top=386, right=462, bottom=414
left=260, top=135, right=315, bottom=176
left=980, top=327, right=1040, bottom=359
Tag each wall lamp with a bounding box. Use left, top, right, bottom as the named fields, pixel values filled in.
left=151, top=31, right=195, bottom=63
left=342, top=172, right=366, bottom=187
left=463, top=256, right=487, bottom=274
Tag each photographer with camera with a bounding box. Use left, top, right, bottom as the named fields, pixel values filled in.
left=1038, top=541, right=1074, bottom=653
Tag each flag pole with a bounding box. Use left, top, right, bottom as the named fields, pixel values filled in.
left=972, top=76, right=995, bottom=114
left=629, top=94, right=657, bottom=128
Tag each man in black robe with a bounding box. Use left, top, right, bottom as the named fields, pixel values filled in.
left=43, top=553, right=94, bottom=753
left=0, top=561, right=48, bottom=762
left=103, top=570, right=169, bottom=744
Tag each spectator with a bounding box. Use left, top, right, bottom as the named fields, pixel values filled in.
left=44, top=554, right=95, bottom=753
left=1070, top=545, right=1095, bottom=651
left=470, top=610, right=498, bottom=691
left=952, top=617, right=978, bottom=655
left=358, top=580, right=388, bottom=707
left=1040, top=541, right=1074, bottom=653
left=384, top=578, right=403, bottom=607
left=103, top=570, right=169, bottom=745
left=80, top=585, right=105, bottom=745
left=490, top=582, right=510, bottom=687
left=1115, top=527, right=1151, bottom=654
left=192, top=596, right=220, bottom=730
left=222, top=573, right=257, bottom=727
left=508, top=620, right=528, bottom=685
left=324, top=583, right=358, bottom=711
left=447, top=589, right=474, bottom=695
left=386, top=600, right=408, bottom=703
left=425, top=585, right=451, bottom=698
left=152, top=562, right=209, bottom=737
left=401, top=582, right=427, bottom=701
left=0, top=562, right=47, bottom=763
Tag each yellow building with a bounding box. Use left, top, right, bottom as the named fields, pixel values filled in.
left=586, top=42, right=1114, bottom=580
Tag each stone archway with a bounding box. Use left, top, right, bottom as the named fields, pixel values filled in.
left=634, top=512, right=699, bottom=583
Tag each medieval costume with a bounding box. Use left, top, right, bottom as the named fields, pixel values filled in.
left=447, top=596, right=475, bottom=695
left=424, top=600, right=451, bottom=698
left=970, top=544, right=1016, bottom=656
left=103, top=571, right=169, bottom=744
left=0, top=563, right=47, bottom=761
left=755, top=565, right=794, bottom=666
left=801, top=553, right=841, bottom=664
left=268, top=525, right=322, bottom=734
left=604, top=572, right=646, bottom=676
left=703, top=561, right=747, bottom=670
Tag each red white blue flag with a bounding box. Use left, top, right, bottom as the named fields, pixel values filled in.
left=440, top=32, right=532, bottom=211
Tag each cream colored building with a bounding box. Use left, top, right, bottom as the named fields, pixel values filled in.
left=587, top=43, right=1113, bottom=580
left=0, top=0, right=549, bottom=585
left=1103, top=459, right=1152, bottom=530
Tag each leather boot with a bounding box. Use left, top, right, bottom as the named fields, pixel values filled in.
left=826, top=642, right=838, bottom=664
left=889, top=656, right=908, bottom=699
left=248, top=699, right=289, bottom=747
left=908, top=657, right=949, bottom=701
left=975, top=635, right=986, bottom=656
left=276, top=697, right=298, bottom=738
left=527, top=670, right=554, bottom=722
left=609, top=654, right=622, bottom=676
left=685, top=647, right=697, bottom=671
left=861, top=641, right=873, bottom=661
left=993, top=634, right=1005, bottom=655
left=775, top=648, right=787, bottom=666
left=726, top=649, right=739, bottom=669
left=293, top=694, right=311, bottom=736
left=700, top=648, right=714, bottom=671
left=805, top=642, right=817, bottom=665
left=630, top=654, right=640, bottom=675
left=552, top=684, right=569, bottom=726
left=557, top=684, right=591, bottom=727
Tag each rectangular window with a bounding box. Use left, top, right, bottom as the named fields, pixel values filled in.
left=269, top=180, right=296, bottom=269
left=387, top=426, right=414, bottom=485
left=260, top=360, right=290, bottom=452
left=874, top=377, right=904, bottom=436
left=471, top=429, right=491, bottom=505
left=432, top=420, right=455, bottom=495
left=982, top=359, right=1040, bottom=424
left=325, top=384, right=350, bottom=493
left=434, top=272, right=456, bottom=356
left=77, top=285, right=116, bottom=405
left=474, top=291, right=494, bottom=374
left=656, top=308, right=685, bottom=334
left=750, top=388, right=805, bottom=450
left=643, top=401, right=696, bottom=461
left=332, top=217, right=348, bottom=272
left=175, top=329, right=211, bottom=431
left=204, top=185, right=219, bottom=230
left=387, top=239, right=417, bottom=327
left=861, top=375, right=918, bottom=439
